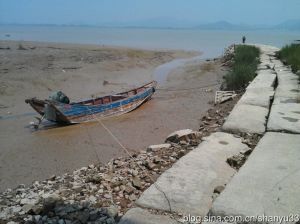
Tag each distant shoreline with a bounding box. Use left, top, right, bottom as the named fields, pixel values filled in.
left=1, top=26, right=299, bottom=59
left=1, top=20, right=300, bottom=31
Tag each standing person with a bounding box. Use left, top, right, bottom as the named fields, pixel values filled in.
left=242, top=36, right=246, bottom=44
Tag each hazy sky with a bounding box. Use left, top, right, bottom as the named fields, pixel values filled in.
left=0, top=0, right=299, bottom=26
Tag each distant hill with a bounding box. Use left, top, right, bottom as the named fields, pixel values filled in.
left=2, top=19, right=300, bottom=31
left=194, top=20, right=300, bottom=31
left=273, top=20, right=300, bottom=30
left=194, top=21, right=253, bottom=30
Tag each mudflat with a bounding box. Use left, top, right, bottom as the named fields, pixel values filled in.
left=0, top=40, right=226, bottom=191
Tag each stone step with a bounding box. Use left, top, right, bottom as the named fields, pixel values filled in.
left=246, top=71, right=276, bottom=89
left=210, top=132, right=300, bottom=222
left=274, top=83, right=300, bottom=104
left=136, top=132, right=249, bottom=217
left=238, top=87, right=274, bottom=108
left=118, top=208, right=177, bottom=224
left=276, top=70, right=298, bottom=85
left=222, top=104, right=268, bottom=134
left=267, top=102, right=300, bottom=134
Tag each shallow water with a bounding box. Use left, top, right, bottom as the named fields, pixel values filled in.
left=154, top=55, right=203, bottom=84
left=1, top=25, right=300, bottom=58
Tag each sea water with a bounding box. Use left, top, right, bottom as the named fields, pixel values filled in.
left=1, top=25, right=300, bottom=58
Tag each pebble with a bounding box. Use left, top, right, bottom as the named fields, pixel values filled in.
left=0, top=129, right=203, bottom=223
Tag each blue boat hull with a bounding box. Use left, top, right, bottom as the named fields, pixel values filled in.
left=26, top=81, right=157, bottom=124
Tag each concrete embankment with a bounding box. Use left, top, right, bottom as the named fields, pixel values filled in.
left=120, top=44, right=300, bottom=224
left=136, top=132, right=249, bottom=217
left=210, top=44, right=300, bottom=222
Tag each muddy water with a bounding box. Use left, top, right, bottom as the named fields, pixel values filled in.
left=154, top=54, right=203, bottom=84
left=0, top=57, right=223, bottom=191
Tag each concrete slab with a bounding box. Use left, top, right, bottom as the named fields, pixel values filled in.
left=257, top=64, right=269, bottom=70
left=271, top=60, right=284, bottom=68
left=238, top=87, right=274, bottom=108
left=136, top=132, right=249, bottom=216
left=273, top=97, right=299, bottom=105
left=267, top=103, right=300, bottom=134
left=277, top=71, right=299, bottom=85
left=259, top=63, right=275, bottom=70
left=210, top=132, right=300, bottom=222
left=274, top=64, right=285, bottom=70
left=274, top=84, right=300, bottom=100
left=255, top=44, right=279, bottom=53
left=222, top=104, right=268, bottom=134
left=247, top=72, right=276, bottom=89
left=119, top=208, right=177, bottom=224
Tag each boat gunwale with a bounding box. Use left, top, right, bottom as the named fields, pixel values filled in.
left=68, top=80, right=157, bottom=107
left=25, top=80, right=157, bottom=123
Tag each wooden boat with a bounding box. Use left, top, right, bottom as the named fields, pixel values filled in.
left=25, top=81, right=157, bottom=124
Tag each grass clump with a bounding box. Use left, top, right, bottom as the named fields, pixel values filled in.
left=224, top=45, right=260, bottom=90
left=277, top=44, right=300, bottom=77
left=18, top=43, right=27, bottom=50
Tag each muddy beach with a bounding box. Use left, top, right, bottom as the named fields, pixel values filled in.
left=0, top=40, right=227, bottom=191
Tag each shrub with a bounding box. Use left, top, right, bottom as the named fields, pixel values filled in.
left=18, top=43, right=27, bottom=50
left=277, top=44, right=300, bottom=75
left=224, top=45, right=260, bottom=90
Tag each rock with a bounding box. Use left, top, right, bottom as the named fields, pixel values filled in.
left=22, top=204, right=34, bottom=213
left=153, top=157, right=164, bottom=164
left=145, top=161, right=156, bottom=170
left=42, top=193, right=62, bottom=213
left=104, top=194, right=111, bottom=199
left=77, top=210, right=90, bottom=223
left=89, top=210, right=100, bottom=221
left=165, top=129, right=200, bottom=143
left=106, top=205, right=118, bottom=218
left=86, top=174, right=102, bottom=184
left=129, top=194, right=137, bottom=201
left=131, top=169, right=139, bottom=177
left=106, top=217, right=116, bottom=224
left=88, top=195, right=97, bottom=204
left=0, top=208, right=10, bottom=219
left=34, top=215, right=41, bottom=222
left=132, top=177, right=142, bottom=189
left=72, top=184, right=83, bottom=193
left=20, top=198, right=39, bottom=205
left=11, top=205, right=22, bottom=213
left=31, top=205, right=43, bottom=215
left=147, top=144, right=171, bottom=152
left=48, top=175, right=56, bottom=181
left=124, top=185, right=135, bottom=194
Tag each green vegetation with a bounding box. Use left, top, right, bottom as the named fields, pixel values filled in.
left=18, top=43, right=27, bottom=50
left=277, top=44, right=300, bottom=76
left=224, top=45, right=260, bottom=90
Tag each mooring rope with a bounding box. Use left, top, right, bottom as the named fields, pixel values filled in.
left=86, top=109, right=173, bottom=213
